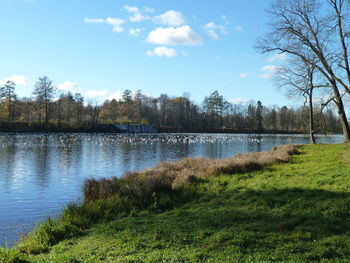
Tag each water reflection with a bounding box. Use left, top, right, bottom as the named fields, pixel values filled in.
left=0, top=133, right=343, bottom=246
left=0, top=136, right=17, bottom=186
left=33, top=136, right=51, bottom=187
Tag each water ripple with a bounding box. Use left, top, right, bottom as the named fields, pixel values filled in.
left=0, top=133, right=342, bottom=246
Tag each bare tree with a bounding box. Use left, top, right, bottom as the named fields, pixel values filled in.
left=329, top=0, right=350, bottom=88
left=279, top=60, right=319, bottom=143
left=256, top=0, right=350, bottom=142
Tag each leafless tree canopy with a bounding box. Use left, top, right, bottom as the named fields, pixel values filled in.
left=256, top=0, right=350, bottom=141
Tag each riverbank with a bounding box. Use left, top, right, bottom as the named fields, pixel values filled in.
left=0, top=122, right=308, bottom=134
left=0, top=123, right=119, bottom=133
left=2, top=144, right=350, bottom=262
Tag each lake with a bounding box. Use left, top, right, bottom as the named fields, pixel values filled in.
left=0, top=133, right=343, bottom=246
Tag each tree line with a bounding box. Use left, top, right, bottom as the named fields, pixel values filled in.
left=0, top=77, right=341, bottom=133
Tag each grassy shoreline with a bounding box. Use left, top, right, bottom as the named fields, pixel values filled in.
left=2, top=144, right=350, bottom=262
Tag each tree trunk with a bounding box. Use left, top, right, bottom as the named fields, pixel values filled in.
left=45, top=102, right=48, bottom=126
left=333, top=84, right=350, bottom=142
left=334, top=2, right=350, bottom=90
left=308, top=91, right=316, bottom=144
left=337, top=107, right=350, bottom=142
left=57, top=101, right=62, bottom=128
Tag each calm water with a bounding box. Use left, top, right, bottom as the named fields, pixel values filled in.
left=0, top=133, right=342, bottom=246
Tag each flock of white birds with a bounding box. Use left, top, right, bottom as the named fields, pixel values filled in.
left=0, top=133, right=328, bottom=148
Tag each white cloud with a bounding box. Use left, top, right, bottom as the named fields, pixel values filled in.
left=105, top=17, right=125, bottom=32
left=0, top=75, right=29, bottom=86
left=84, top=18, right=105, bottom=24
left=203, top=22, right=217, bottom=30
left=146, top=46, right=182, bottom=57
left=221, top=15, right=232, bottom=25
left=207, top=30, right=219, bottom=40
left=203, top=22, right=228, bottom=40
left=124, top=5, right=149, bottom=22
left=230, top=98, right=250, bottom=104
left=259, top=65, right=284, bottom=79
left=106, top=90, right=123, bottom=101
left=124, top=5, right=139, bottom=13
left=234, top=26, right=243, bottom=32
left=130, top=13, right=147, bottom=22
left=106, top=90, right=142, bottom=101
left=0, top=80, right=9, bottom=85
left=58, top=81, right=80, bottom=93
left=129, top=28, right=142, bottom=37
left=10, top=75, right=29, bottom=85
left=144, top=6, right=155, bottom=13
left=85, top=89, right=109, bottom=98
left=86, top=89, right=139, bottom=102
left=266, top=53, right=287, bottom=62
left=154, top=10, right=186, bottom=26
left=146, top=25, right=203, bottom=46
left=239, top=72, right=254, bottom=79
left=84, top=17, right=125, bottom=33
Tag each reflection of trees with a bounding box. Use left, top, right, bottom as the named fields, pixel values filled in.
left=0, top=135, right=17, bottom=184
left=117, top=135, right=193, bottom=175
left=33, top=135, right=51, bottom=186
left=247, top=135, right=262, bottom=153
left=80, top=135, right=119, bottom=178
left=57, top=135, right=83, bottom=177
left=119, top=139, right=134, bottom=174
left=204, top=141, right=224, bottom=159
left=119, top=135, right=159, bottom=173
left=168, top=136, right=191, bottom=161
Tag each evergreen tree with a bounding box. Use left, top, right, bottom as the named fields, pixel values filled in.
left=256, top=100, right=263, bottom=131
left=0, top=80, right=17, bottom=122
left=246, top=103, right=256, bottom=130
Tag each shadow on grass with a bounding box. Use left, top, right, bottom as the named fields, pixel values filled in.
left=4, top=187, right=350, bottom=262
left=94, top=187, right=350, bottom=262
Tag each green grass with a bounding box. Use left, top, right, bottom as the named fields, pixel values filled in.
left=2, top=144, right=350, bottom=263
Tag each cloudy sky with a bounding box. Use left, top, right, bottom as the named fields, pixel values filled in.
left=0, top=0, right=292, bottom=106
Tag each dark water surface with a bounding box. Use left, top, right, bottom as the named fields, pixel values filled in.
left=0, top=133, right=342, bottom=246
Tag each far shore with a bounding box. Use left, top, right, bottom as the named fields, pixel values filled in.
left=0, top=122, right=323, bottom=135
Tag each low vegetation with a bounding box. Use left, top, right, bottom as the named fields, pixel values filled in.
left=83, top=144, right=300, bottom=204
left=1, top=144, right=350, bottom=262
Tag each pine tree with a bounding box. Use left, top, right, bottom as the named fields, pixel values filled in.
left=0, top=80, right=17, bottom=122
left=256, top=101, right=263, bottom=131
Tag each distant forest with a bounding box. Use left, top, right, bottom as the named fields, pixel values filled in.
left=0, top=76, right=341, bottom=133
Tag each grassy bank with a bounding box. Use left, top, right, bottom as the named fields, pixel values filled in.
left=2, top=144, right=350, bottom=262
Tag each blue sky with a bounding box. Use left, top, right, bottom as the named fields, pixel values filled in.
left=0, top=0, right=294, bottom=106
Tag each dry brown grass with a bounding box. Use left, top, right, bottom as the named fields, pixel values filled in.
left=83, top=144, right=301, bottom=203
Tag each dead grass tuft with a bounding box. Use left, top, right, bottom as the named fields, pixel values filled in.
left=83, top=144, right=301, bottom=203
